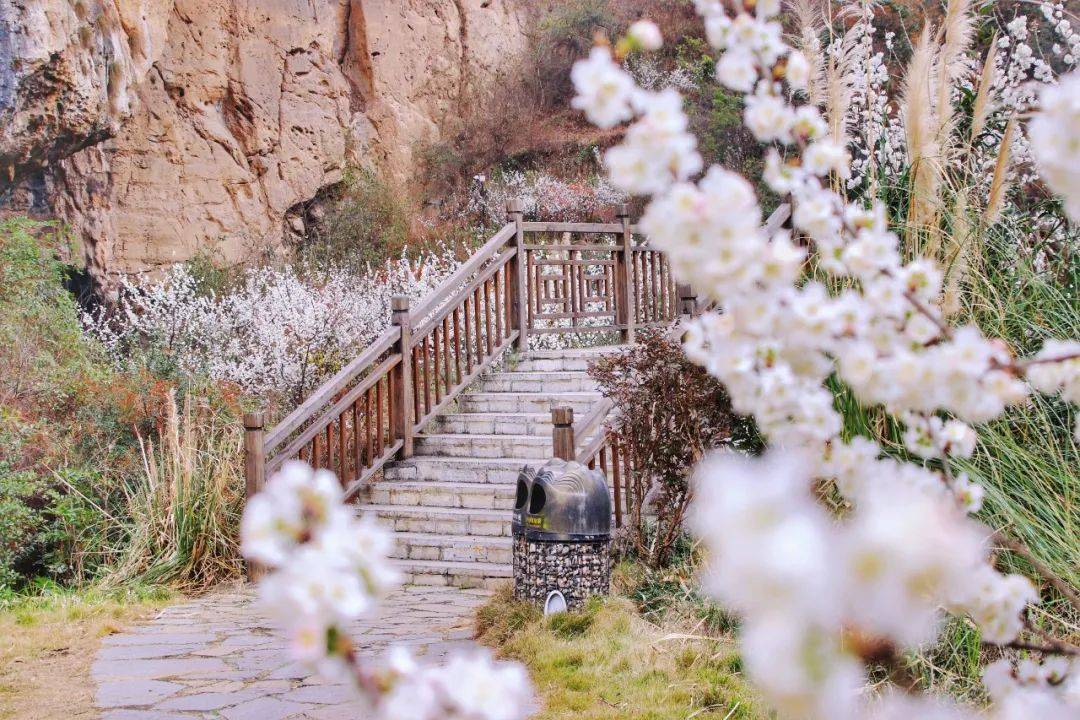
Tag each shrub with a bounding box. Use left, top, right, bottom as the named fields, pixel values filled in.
left=0, top=218, right=249, bottom=593
left=468, top=169, right=626, bottom=226
left=295, top=168, right=412, bottom=270
left=589, top=330, right=757, bottom=568
left=532, top=0, right=618, bottom=106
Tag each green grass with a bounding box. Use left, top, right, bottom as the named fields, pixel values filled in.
left=477, top=587, right=765, bottom=720
left=958, top=217, right=1079, bottom=590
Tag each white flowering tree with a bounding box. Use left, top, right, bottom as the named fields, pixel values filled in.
left=85, top=250, right=460, bottom=409
left=566, top=2, right=1080, bottom=719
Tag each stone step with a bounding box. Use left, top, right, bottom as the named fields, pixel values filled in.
left=526, top=346, right=630, bottom=359
left=514, top=346, right=627, bottom=371
left=364, top=481, right=516, bottom=510
left=365, top=504, right=511, bottom=537
left=385, top=457, right=536, bottom=484
left=395, top=559, right=511, bottom=590
left=428, top=412, right=553, bottom=436
left=390, top=532, right=513, bottom=565
left=458, top=391, right=601, bottom=414
left=482, top=371, right=598, bottom=394
left=514, top=356, right=602, bottom=372
left=414, top=433, right=551, bottom=459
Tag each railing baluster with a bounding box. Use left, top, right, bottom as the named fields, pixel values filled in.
left=463, top=296, right=474, bottom=375
left=619, top=204, right=635, bottom=344
left=366, top=388, right=375, bottom=467
left=611, top=438, right=623, bottom=529
left=453, top=307, right=463, bottom=380
left=412, top=347, right=422, bottom=432
left=473, top=286, right=483, bottom=365
left=386, top=370, right=396, bottom=451
left=484, top=278, right=494, bottom=356
left=494, top=268, right=504, bottom=341
left=433, top=326, right=443, bottom=406
left=443, top=315, right=453, bottom=388
left=526, top=248, right=535, bottom=331
left=422, top=335, right=432, bottom=416
left=653, top=251, right=661, bottom=321
left=338, top=411, right=347, bottom=483
left=325, top=424, right=333, bottom=474
left=353, top=400, right=362, bottom=477
left=391, top=296, right=414, bottom=459
left=377, top=375, right=385, bottom=458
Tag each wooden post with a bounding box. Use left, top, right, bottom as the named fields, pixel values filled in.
left=243, top=410, right=266, bottom=581
left=676, top=283, right=697, bottom=317
left=618, top=203, right=636, bottom=344
left=243, top=411, right=267, bottom=500
left=507, top=198, right=528, bottom=353
left=391, top=296, right=415, bottom=459
left=552, top=407, right=575, bottom=462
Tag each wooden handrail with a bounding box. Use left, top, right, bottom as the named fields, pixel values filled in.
left=409, top=223, right=515, bottom=322
left=266, top=352, right=403, bottom=475
left=409, top=247, right=516, bottom=341
left=264, top=327, right=398, bottom=455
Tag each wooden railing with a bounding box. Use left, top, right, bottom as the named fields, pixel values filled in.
left=242, top=201, right=789, bottom=519
left=548, top=203, right=792, bottom=528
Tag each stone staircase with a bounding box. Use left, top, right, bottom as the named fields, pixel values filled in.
left=360, top=345, right=618, bottom=589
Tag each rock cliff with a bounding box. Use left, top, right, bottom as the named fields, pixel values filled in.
left=0, top=0, right=524, bottom=288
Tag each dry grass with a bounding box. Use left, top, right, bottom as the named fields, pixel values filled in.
left=0, top=587, right=176, bottom=720
left=104, top=392, right=245, bottom=591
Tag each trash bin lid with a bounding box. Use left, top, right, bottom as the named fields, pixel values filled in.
left=523, top=458, right=611, bottom=541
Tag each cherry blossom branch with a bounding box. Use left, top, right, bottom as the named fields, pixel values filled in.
left=992, top=531, right=1080, bottom=613
left=1017, top=352, right=1080, bottom=369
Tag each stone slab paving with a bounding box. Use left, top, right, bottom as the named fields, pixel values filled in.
left=93, top=585, right=491, bottom=719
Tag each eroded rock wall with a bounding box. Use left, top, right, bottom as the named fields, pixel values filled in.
left=0, top=0, right=171, bottom=184
left=1, top=0, right=524, bottom=288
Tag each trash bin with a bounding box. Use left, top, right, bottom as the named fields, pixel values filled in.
left=512, top=458, right=612, bottom=610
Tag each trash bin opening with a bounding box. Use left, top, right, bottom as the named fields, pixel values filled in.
left=528, top=484, right=547, bottom=514
left=515, top=479, right=529, bottom=510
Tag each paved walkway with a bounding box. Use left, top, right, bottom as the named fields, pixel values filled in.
left=92, top=585, right=491, bottom=719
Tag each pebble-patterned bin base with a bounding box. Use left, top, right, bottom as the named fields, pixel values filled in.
left=512, top=533, right=611, bottom=610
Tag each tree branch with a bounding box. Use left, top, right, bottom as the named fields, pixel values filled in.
left=992, top=531, right=1080, bottom=613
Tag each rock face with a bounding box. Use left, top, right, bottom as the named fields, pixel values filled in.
left=1, top=0, right=524, bottom=288
left=0, top=0, right=171, bottom=184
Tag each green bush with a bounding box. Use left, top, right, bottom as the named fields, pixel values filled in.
left=297, top=168, right=412, bottom=270
left=533, top=0, right=617, bottom=105
left=0, top=218, right=246, bottom=594
left=0, top=218, right=105, bottom=592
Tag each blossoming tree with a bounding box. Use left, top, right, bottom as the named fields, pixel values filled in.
left=568, top=2, right=1079, bottom=718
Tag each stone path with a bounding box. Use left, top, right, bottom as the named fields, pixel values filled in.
left=93, top=585, right=490, bottom=719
